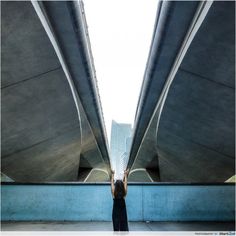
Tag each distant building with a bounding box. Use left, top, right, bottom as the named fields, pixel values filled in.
left=125, top=137, right=132, bottom=153
left=120, top=152, right=128, bottom=176
left=110, top=120, right=132, bottom=179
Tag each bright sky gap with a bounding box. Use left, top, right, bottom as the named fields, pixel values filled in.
left=83, top=0, right=158, bottom=144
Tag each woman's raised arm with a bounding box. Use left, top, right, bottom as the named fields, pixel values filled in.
left=123, top=169, right=129, bottom=196
left=111, top=169, right=115, bottom=198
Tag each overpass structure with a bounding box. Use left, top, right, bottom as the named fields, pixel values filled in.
left=127, top=1, right=235, bottom=182
left=1, top=1, right=111, bottom=182
left=1, top=1, right=235, bottom=228
left=1, top=0, right=235, bottom=184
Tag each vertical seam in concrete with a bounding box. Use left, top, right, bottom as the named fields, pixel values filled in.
left=2, top=184, right=235, bottom=221
left=142, top=185, right=144, bottom=221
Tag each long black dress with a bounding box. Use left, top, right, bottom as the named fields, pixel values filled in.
left=112, top=195, right=129, bottom=231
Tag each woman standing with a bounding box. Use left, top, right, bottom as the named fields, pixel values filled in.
left=111, top=169, right=129, bottom=231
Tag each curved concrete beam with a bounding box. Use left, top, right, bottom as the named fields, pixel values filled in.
left=84, top=168, right=110, bottom=182
left=128, top=1, right=235, bottom=182
left=128, top=1, right=212, bottom=170
left=128, top=168, right=154, bottom=182
left=32, top=1, right=110, bottom=168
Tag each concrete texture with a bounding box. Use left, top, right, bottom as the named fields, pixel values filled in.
left=1, top=1, right=110, bottom=181
left=1, top=221, right=235, bottom=231
left=1, top=183, right=234, bottom=221
left=0, top=173, right=14, bottom=182
left=1, top=1, right=60, bottom=88
left=128, top=169, right=154, bottom=182
left=226, top=175, right=236, bottom=183
left=128, top=1, right=235, bottom=182
left=40, top=1, right=110, bottom=167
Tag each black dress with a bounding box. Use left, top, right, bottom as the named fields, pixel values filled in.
left=112, top=195, right=129, bottom=231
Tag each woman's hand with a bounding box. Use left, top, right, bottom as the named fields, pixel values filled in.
left=111, top=169, right=115, bottom=175
left=124, top=169, right=129, bottom=176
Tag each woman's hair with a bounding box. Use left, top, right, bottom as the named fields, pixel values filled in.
left=114, top=180, right=125, bottom=198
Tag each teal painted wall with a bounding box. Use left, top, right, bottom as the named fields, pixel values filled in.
left=1, top=183, right=235, bottom=221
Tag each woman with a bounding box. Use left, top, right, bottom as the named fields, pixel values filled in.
left=111, top=169, right=129, bottom=231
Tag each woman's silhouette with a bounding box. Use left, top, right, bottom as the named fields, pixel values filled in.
left=110, top=169, right=129, bottom=231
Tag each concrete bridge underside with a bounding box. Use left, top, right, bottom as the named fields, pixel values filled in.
left=1, top=1, right=111, bottom=182
left=1, top=1, right=235, bottom=183
left=128, top=1, right=235, bottom=182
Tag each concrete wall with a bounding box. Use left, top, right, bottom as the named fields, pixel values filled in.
left=1, top=183, right=234, bottom=221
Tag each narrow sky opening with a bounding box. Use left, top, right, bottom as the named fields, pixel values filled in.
left=83, top=0, right=158, bottom=144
